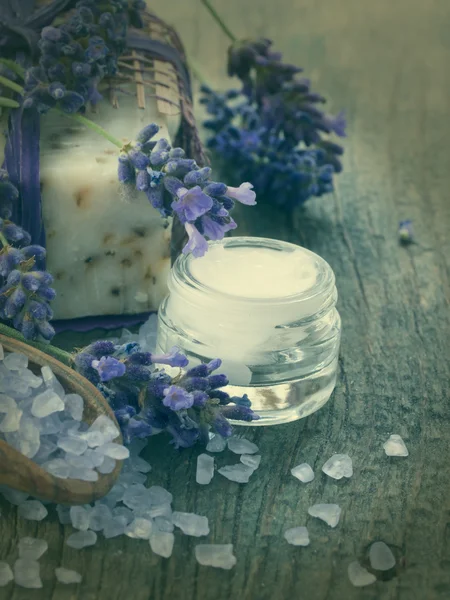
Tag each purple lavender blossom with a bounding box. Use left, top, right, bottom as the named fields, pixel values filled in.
left=183, top=223, right=209, bottom=257
left=398, top=219, right=414, bottom=244
left=150, top=347, right=189, bottom=368
left=225, top=183, right=257, bottom=205
left=163, top=385, right=195, bottom=411
left=91, top=356, right=126, bottom=382
left=171, top=186, right=214, bottom=223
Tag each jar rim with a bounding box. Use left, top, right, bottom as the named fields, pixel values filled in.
left=171, top=236, right=336, bottom=307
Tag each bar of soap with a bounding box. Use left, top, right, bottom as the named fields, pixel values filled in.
left=38, top=90, right=180, bottom=320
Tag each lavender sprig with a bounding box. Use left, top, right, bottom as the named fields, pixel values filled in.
left=0, top=175, right=56, bottom=341
left=73, top=340, right=260, bottom=448
left=22, top=0, right=143, bottom=115
left=118, top=123, right=256, bottom=257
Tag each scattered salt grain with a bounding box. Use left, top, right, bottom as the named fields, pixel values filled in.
left=227, top=437, right=258, bottom=455
left=97, top=442, right=129, bottom=460
left=3, top=352, right=28, bottom=371
left=206, top=434, right=227, bottom=453
left=172, top=512, right=209, bottom=537
left=55, top=567, right=82, bottom=584
left=348, top=561, right=376, bottom=587
left=66, top=530, right=97, bottom=549
left=240, top=454, right=261, bottom=469
left=218, top=463, right=254, bottom=483
left=89, top=504, right=113, bottom=531
left=70, top=506, right=91, bottom=531
left=308, top=504, right=341, bottom=528
left=125, top=518, right=152, bottom=539
left=97, top=456, right=116, bottom=474
left=322, top=454, right=353, bottom=480
left=128, top=455, right=152, bottom=473
left=369, top=541, right=396, bottom=571
left=291, top=463, right=315, bottom=483
left=196, top=453, right=214, bottom=485
left=0, top=487, right=29, bottom=505
left=18, top=500, right=48, bottom=521
left=13, top=559, right=42, bottom=589
left=64, top=394, right=84, bottom=421
left=103, top=516, right=126, bottom=538
left=383, top=434, right=408, bottom=457
left=153, top=516, right=174, bottom=533
left=148, top=486, right=173, bottom=506
left=150, top=531, right=174, bottom=558
left=31, top=389, right=64, bottom=418
left=18, top=537, right=48, bottom=560
left=87, top=415, right=120, bottom=444
left=195, top=544, right=236, bottom=570
left=0, top=561, right=13, bottom=587
left=284, top=526, right=310, bottom=546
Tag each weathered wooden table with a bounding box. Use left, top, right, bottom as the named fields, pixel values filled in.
left=1, top=0, right=450, bottom=598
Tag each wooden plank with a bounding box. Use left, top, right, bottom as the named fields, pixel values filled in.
left=1, top=1, right=450, bottom=599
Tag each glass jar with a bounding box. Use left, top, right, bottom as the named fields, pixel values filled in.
left=156, top=237, right=341, bottom=426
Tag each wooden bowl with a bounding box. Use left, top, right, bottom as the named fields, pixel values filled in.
left=0, top=333, right=122, bottom=505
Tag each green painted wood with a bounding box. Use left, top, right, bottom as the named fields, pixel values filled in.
left=1, top=0, right=450, bottom=598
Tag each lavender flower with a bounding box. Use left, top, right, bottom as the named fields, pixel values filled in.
left=116, top=123, right=256, bottom=257
left=91, top=356, right=126, bottom=382
left=200, top=39, right=346, bottom=209
left=163, top=386, right=195, bottom=411
left=398, top=220, right=414, bottom=244
left=73, top=340, right=259, bottom=449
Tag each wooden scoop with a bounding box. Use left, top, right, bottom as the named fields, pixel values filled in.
left=0, top=333, right=122, bottom=505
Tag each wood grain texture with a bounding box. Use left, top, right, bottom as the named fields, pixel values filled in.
left=1, top=0, right=450, bottom=598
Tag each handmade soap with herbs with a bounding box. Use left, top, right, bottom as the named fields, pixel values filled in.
left=37, top=92, right=180, bottom=320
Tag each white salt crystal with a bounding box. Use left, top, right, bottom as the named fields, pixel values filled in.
left=172, top=512, right=209, bottom=537
left=146, top=503, right=172, bottom=519
left=80, top=430, right=106, bottom=448
left=42, top=459, right=70, bottom=479
left=0, top=395, right=22, bottom=432
left=18, top=537, right=48, bottom=560
left=17, top=368, right=42, bottom=388
left=88, top=415, right=120, bottom=444
left=206, top=434, right=227, bottom=453
left=70, top=506, right=91, bottom=531
left=13, top=558, right=42, bottom=588
left=148, top=486, right=173, bottom=505
left=383, top=434, right=408, bottom=457
left=369, top=541, right=396, bottom=571
left=89, top=504, right=113, bottom=531
left=119, top=470, right=147, bottom=486
left=97, top=456, right=116, bottom=474
left=284, top=526, right=310, bottom=546
left=66, top=530, right=97, bottom=549
left=3, top=352, right=28, bottom=370
left=83, top=448, right=105, bottom=468
left=112, top=507, right=133, bottom=524
left=322, top=454, right=353, bottom=480
left=195, top=544, right=236, bottom=570
left=0, top=561, right=13, bottom=586
left=4, top=414, right=40, bottom=458
left=308, top=504, right=341, bottom=528
left=37, top=413, right=62, bottom=435
left=123, top=484, right=151, bottom=511
left=196, top=454, right=214, bottom=485
left=218, top=464, right=254, bottom=483
left=32, top=388, right=64, bottom=418
left=240, top=454, right=261, bottom=469
left=56, top=504, right=72, bottom=525
left=57, top=435, right=88, bottom=456
left=125, top=518, right=152, bottom=539
left=291, top=463, right=315, bottom=483
left=128, top=455, right=152, bottom=473
left=33, top=438, right=58, bottom=464
left=150, top=531, right=174, bottom=558
left=97, top=442, right=129, bottom=460
left=55, top=567, right=82, bottom=584
left=18, top=500, right=48, bottom=521
left=227, top=436, right=259, bottom=455
left=64, top=393, right=84, bottom=421
left=153, top=516, right=174, bottom=533
left=41, top=365, right=65, bottom=398
left=348, top=561, right=376, bottom=587
left=103, top=516, right=126, bottom=538
left=0, top=487, right=29, bottom=505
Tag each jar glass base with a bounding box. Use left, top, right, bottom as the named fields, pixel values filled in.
left=226, top=358, right=338, bottom=426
